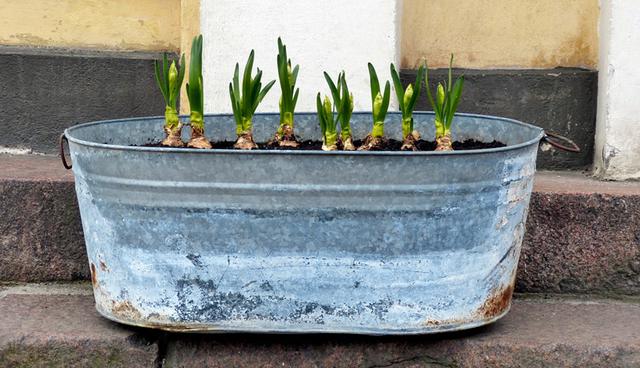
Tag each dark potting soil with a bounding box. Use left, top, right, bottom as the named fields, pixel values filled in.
left=140, top=139, right=506, bottom=151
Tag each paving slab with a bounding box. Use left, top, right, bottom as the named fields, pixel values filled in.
left=165, top=297, right=640, bottom=368
left=1, top=284, right=639, bottom=368
left=0, top=287, right=158, bottom=368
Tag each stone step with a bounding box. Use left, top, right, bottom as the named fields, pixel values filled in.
left=1, top=154, right=639, bottom=296
left=0, top=283, right=158, bottom=368
left=1, top=283, right=639, bottom=367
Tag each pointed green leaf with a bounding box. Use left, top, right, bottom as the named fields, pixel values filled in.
left=424, top=61, right=439, bottom=116
left=258, top=80, right=276, bottom=103
left=446, top=76, right=465, bottom=128
left=277, top=51, right=292, bottom=110
left=390, top=63, right=404, bottom=110
left=341, top=74, right=351, bottom=106
left=291, top=64, right=299, bottom=86
left=154, top=60, right=168, bottom=104
left=408, top=64, right=424, bottom=112
left=232, top=63, right=240, bottom=107
left=317, top=92, right=326, bottom=135
left=448, top=54, right=454, bottom=92
left=368, top=63, right=380, bottom=104
left=292, top=88, right=299, bottom=110
left=177, top=53, right=186, bottom=88
left=242, top=50, right=254, bottom=109
left=277, top=37, right=286, bottom=62
left=277, top=54, right=291, bottom=111
left=187, top=35, right=204, bottom=114
left=324, top=72, right=340, bottom=106
left=198, top=76, right=204, bottom=112
left=250, top=70, right=263, bottom=100
left=229, top=83, right=241, bottom=124
left=162, top=53, right=169, bottom=85
left=380, top=81, right=391, bottom=119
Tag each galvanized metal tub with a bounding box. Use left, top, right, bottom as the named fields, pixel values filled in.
left=64, top=112, right=544, bottom=334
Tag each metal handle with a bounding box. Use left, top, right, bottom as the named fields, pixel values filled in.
left=59, top=133, right=72, bottom=170
left=541, top=131, right=581, bottom=153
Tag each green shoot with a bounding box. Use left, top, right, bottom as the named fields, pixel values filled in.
left=185, top=35, right=211, bottom=149
left=186, top=35, right=204, bottom=129
left=391, top=63, right=424, bottom=141
left=155, top=53, right=186, bottom=128
left=275, top=37, right=300, bottom=145
left=425, top=54, right=465, bottom=151
left=368, top=63, right=391, bottom=139
left=323, top=71, right=354, bottom=149
left=229, top=50, right=276, bottom=149
left=154, top=53, right=186, bottom=146
left=316, top=94, right=338, bottom=151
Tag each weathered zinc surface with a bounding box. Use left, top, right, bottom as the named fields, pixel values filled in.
left=65, top=112, right=543, bottom=334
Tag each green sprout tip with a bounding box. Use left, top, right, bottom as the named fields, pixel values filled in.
left=229, top=50, right=276, bottom=149
left=323, top=71, right=355, bottom=150
left=275, top=37, right=300, bottom=146
left=391, top=62, right=424, bottom=149
left=316, top=94, right=338, bottom=151
left=425, top=54, right=465, bottom=151
left=154, top=53, right=186, bottom=147
left=185, top=35, right=211, bottom=149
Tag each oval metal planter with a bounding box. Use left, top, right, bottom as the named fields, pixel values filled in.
left=63, top=111, right=544, bottom=334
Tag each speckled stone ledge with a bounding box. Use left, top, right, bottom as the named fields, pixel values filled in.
left=0, top=284, right=158, bottom=368
left=1, top=284, right=638, bottom=368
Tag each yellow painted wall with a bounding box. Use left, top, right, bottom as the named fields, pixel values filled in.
left=0, top=0, right=180, bottom=52
left=0, top=0, right=599, bottom=70
left=402, top=0, right=599, bottom=69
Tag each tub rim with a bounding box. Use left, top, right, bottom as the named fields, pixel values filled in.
left=64, top=111, right=545, bottom=156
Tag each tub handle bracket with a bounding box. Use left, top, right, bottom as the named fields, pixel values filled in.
left=541, top=131, right=581, bottom=153
left=59, top=133, right=72, bottom=170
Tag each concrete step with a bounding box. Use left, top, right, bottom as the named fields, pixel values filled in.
left=1, top=154, right=639, bottom=296
left=1, top=283, right=639, bottom=367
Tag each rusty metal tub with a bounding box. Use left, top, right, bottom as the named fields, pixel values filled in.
left=63, top=112, right=544, bottom=334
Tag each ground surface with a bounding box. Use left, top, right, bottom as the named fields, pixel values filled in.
left=0, top=283, right=638, bottom=367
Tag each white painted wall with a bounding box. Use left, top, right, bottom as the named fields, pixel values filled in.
left=200, top=0, right=401, bottom=114
left=594, top=0, right=640, bottom=180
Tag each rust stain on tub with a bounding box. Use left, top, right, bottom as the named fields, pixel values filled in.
left=478, top=283, right=514, bottom=318
left=143, top=322, right=212, bottom=332
left=112, top=300, right=142, bottom=320
left=424, top=319, right=441, bottom=326
left=129, top=312, right=223, bottom=332
left=90, top=263, right=97, bottom=287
